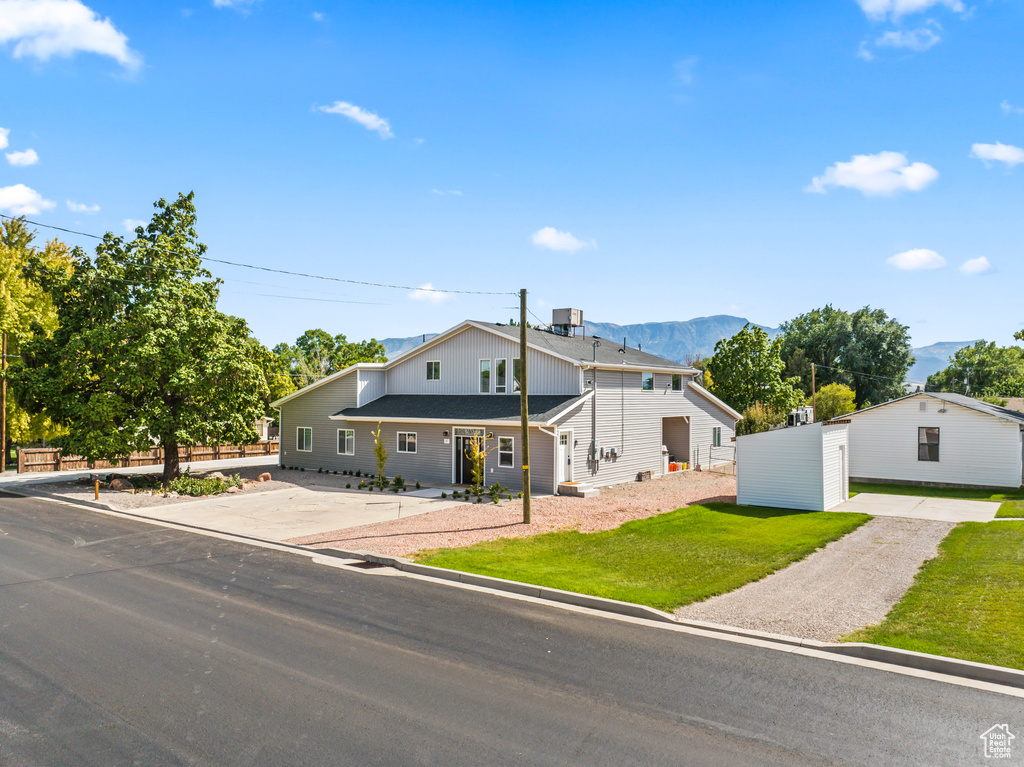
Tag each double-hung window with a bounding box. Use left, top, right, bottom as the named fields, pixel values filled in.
left=512, top=359, right=522, bottom=392
left=297, top=427, right=312, bottom=452
left=498, top=437, right=514, bottom=467
left=671, top=373, right=683, bottom=391
left=495, top=359, right=507, bottom=394
left=479, top=360, right=491, bottom=393
left=397, top=432, right=417, bottom=454
left=918, top=427, right=939, bottom=462
left=426, top=361, right=440, bottom=381
left=711, top=427, right=722, bottom=448
left=641, top=371, right=654, bottom=391
left=337, top=429, right=355, bottom=455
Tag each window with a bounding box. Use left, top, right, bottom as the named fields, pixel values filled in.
left=671, top=373, right=683, bottom=391
left=712, top=427, right=722, bottom=448
left=337, top=429, right=354, bottom=455
left=480, top=359, right=491, bottom=393
left=398, top=432, right=417, bottom=453
left=426, top=360, right=440, bottom=381
left=918, top=427, right=939, bottom=462
left=512, top=359, right=522, bottom=392
left=641, top=371, right=654, bottom=391
left=499, top=437, right=514, bottom=467
left=495, top=359, right=507, bottom=394
left=297, top=427, right=312, bottom=452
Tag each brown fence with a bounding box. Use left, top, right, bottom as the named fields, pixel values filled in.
left=16, top=441, right=280, bottom=474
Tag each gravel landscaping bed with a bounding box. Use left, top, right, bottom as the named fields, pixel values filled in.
left=674, top=516, right=956, bottom=642
left=288, top=470, right=738, bottom=557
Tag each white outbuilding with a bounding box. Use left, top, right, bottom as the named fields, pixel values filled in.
left=845, top=392, right=1024, bottom=489
left=736, top=421, right=850, bottom=511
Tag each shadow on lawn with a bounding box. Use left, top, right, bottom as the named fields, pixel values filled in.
left=698, top=500, right=845, bottom=520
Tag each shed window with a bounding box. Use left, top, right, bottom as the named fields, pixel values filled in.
left=397, top=432, right=417, bottom=454
left=480, top=360, right=491, bottom=393
left=671, top=373, right=683, bottom=391
left=641, top=371, right=654, bottom=391
left=427, top=361, right=440, bottom=380
left=712, top=427, right=722, bottom=448
left=498, top=437, right=514, bottom=467
left=337, top=429, right=354, bottom=455
left=297, top=427, right=312, bottom=452
left=495, top=359, right=507, bottom=394
left=918, top=427, right=939, bottom=462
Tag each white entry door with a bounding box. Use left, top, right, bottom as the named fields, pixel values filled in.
left=557, top=432, right=573, bottom=483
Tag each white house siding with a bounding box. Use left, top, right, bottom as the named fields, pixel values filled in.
left=736, top=425, right=825, bottom=511
left=278, top=373, right=358, bottom=470
left=557, top=369, right=735, bottom=487
left=820, top=424, right=849, bottom=510
left=386, top=326, right=579, bottom=395
left=357, top=369, right=387, bottom=406
left=847, top=396, right=1023, bottom=488
left=685, top=386, right=738, bottom=468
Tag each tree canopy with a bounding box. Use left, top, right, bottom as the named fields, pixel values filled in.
left=272, top=329, right=387, bottom=392
left=778, top=305, right=914, bottom=408
left=926, top=340, right=1024, bottom=397
left=705, top=324, right=803, bottom=415
left=809, top=382, right=856, bottom=422
left=14, top=193, right=269, bottom=482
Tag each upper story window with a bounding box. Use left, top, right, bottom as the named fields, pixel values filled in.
left=495, top=359, right=507, bottom=394
left=297, top=427, right=312, bottom=452
left=512, top=359, right=522, bottom=393
left=641, top=371, right=654, bottom=391
left=918, top=427, right=939, bottom=462
left=480, top=359, right=491, bottom=393
left=426, top=360, right=440, bottom=381
left=672, top=373, right=683, bottom=391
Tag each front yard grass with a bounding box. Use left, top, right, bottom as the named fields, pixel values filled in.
left=414, top=502, right=870, bottom=612
left=849, top=481, right=1024, bottom=519
left=845, top=521, right=1024, bottom=671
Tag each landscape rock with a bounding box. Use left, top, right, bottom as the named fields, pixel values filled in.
left=226, top=486, right=241, bottom=494
left=257, top=472, right=272, bottom=483
left=163, top=491, right=179, bottom=499
left=110, top=477, right=135, bottom=492
left=207, top=471, right=227, bottom=480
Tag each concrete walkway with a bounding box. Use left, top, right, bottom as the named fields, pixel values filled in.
left=833, top=492, right=1000, bottom=522
left=0, top=455, right=279, bottom=487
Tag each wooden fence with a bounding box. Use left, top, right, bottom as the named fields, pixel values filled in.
left=15, top=441, right=280, bottom=474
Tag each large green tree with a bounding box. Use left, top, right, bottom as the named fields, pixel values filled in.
left=779, top=305, right=914, bottom=408
left=926, top=341, right=1024, bottom=396
left=15, top=193, right=269, bottom=483
left=705, top=324, right=803, bottom=414
left=273, top=329, right=386, bottom=390
left=0, top=218, right=73, bottom=458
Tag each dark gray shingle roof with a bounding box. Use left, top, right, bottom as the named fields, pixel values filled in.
left=334, top=393, right=591, bottom=423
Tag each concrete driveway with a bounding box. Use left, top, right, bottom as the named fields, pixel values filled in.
left=833, top=492, right=1000, bottom=522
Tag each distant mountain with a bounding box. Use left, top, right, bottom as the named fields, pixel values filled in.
left=907, top=340, right=980, bottom=385
left=380, top=315, right=777, bottom=364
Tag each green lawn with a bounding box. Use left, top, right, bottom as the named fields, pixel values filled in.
left=414, top=503, right=870, bottom=612
left=849, top=481, right=1024, bottom=519
left=846, top=521, right=1024, bottom=670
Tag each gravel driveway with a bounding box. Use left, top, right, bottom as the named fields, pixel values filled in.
left=674, top=516, right=955, bottom=641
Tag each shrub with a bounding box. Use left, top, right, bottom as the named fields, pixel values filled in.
left=415, top=481, right=421, bottom=490
left=168, top=472, right=243, bottom=498
left=441, top=491, right=447, bottom=498
left=356, top=470, right=361, bottom=477
left=333, top=470, right=337, bottom=475
left=736, top=402, right=787, bottom=436
left=317, top=467, right=322, bottom=473
left=391, top=475, right=406, bottom=492
left=300, top=467, right=305, bottom=472
left=346, top=483, right=351, bottom=489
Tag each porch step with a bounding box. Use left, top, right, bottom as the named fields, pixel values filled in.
left=557, top=482, right=600, bottom=498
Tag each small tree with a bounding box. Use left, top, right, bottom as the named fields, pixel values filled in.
left=736, top=402, right=786, bottom=436
left=371, top=422, right=388, bottom=489
left=809, top=383, right=856, bottom=422
left=465, top=435, right=495, bottom=495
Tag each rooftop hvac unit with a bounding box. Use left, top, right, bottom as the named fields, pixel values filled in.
left=787, top=406, right=814, bottom=427
left=551, top=308, right=584, bottom=336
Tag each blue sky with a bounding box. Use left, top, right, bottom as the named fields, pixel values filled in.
left=2, top=0, right=1022, bottom=350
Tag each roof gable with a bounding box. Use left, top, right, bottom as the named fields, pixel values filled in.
left=846, top=391, right=1024, bottom=426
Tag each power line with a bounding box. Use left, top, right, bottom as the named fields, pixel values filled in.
left=1, top=213, right=516, bottom=297
left=813, top=363, right=906, bottom=386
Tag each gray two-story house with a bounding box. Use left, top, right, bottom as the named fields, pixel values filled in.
left=272, top=315, right=740, bottom=493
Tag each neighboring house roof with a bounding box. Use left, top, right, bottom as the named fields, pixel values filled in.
left=330, top=393, right=593, bottom=425
left=845, top=391, right=1024, bottom=426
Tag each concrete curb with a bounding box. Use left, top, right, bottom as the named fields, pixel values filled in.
left=7, top=485, right=1023, bottom=692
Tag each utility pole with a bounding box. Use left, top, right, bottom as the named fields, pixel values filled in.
left=1, top=332, right=6, bottom=474
left=519, top=288, right=531, bottom=524
left=811, top=362, right=816, bottom=420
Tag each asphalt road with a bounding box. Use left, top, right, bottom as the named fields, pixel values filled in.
left=0, top=493, right=1019, bottom=766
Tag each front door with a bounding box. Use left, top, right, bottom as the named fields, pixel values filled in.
left=557, top=431, right=572, bottom=484
left=453, top=427, right=485, bottom=485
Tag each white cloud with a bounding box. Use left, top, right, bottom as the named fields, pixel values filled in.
left=959, top=256, right=992, bottom=275
left=531, top=227, right=594, bottom=253
left=122, top=218, right=145, bottom=232
left=317, top=101, right=394, bottom=139
left=1001, top=100, right=1024, bottom=116
left=674, top=56, right=698, bottom=86
left=212, top=0, right=257, bottom=8
left=67, top=199, right=99, bottom=213
left=970, top=142, right=1024, bottom=168
left=409, top=283, right=452, bottom=304
left=0, top=0, right=141, bottom=69
left=806, top=151, right=939, bottom=196
left=0, top=127, right=8, bottom=149
left=875, top=26, right=941, bottom=51
left=856, top=41, right=876, bottom=61
left=312, top=11, right=324, bottom=21
left=887, top=248, right=946, bottom=270
left=0, top=183, right=55, bottom=215
left=430, top=189, right=462, bottom=196
left=6, top=148, right=38, bottom=166
left=855, top=0, right=964, bottom=21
